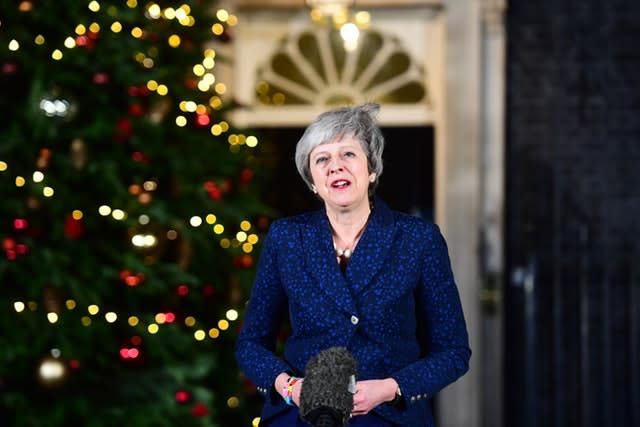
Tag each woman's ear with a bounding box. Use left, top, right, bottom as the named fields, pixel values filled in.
left=311, top=184, right=318, bottom=194
left=369, top=173, right=376, bottom=183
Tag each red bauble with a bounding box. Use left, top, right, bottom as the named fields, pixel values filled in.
left=137, top=85, right=150, bottom=97
left=129, top=104, right=144, bottom=117
left=2, top=62, right=17, bottom=75
left=176, top=284, right=189, bottom=296
left=208, top=187, right=221, bottom=200
left=121, top=272, right=145, bottom=287
left=2, top=237, right=16, bottom=251
left=204, top=181, right=222, bottom=200
left=2, top=237, right=28, bottom=260
left=240, top=254, right=254, bottom=268
left=175, top=390, right=191, bottom=404
left=131, top=151, right=148, bottom=162
left=3, top=237, right=16, bottom=260
left=64, top=215, right=84, bottom=239
left=14, top=218, right=28, bottom=230
left=202, top=284, right=215, bottom=297
left=76, top=35, right=89, bottom=47
left=240, top=168, right=254, bottom=187
left=195, top=114, right=210, bottom=127
left=190, top=402, right=209, bottom=417
left=241, top=168, right=253, bottom=182
left=76, top=34, right=96, bottom=50
left=233, top=254, right=254, bottom=268
left=93, top=72, right=109, bottom=85
left=115, top=118, right=133, bottom=143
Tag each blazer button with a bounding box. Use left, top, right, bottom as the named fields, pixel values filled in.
left=350, top=315, right=359, bottom=325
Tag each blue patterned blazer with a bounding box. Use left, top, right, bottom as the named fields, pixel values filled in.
left=235, top=197, right=470, bottom=426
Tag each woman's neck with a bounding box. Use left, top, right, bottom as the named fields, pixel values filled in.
left=326, top=201, right=371, bottom=251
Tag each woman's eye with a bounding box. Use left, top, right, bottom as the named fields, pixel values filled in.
left=343, top=151, right=355, bottom=157
left=314, top=156, right=328, bottom=164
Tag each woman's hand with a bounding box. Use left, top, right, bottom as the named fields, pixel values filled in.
left=351, top=378, right=398, bottom=416
left=275, top=372, right=304, bottom=406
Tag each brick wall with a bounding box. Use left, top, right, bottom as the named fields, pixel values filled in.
left=505, top=1, right=640, bottom=426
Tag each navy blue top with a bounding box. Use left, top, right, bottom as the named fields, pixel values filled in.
left=235, top=197, right=471, bottom=426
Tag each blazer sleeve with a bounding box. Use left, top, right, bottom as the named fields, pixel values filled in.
left=235, top=221, right=292, bottom=401
left=391, top=223, right=471, bottom=405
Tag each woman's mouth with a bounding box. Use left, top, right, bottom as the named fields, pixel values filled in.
left=331, top=179, right=350, bottom=189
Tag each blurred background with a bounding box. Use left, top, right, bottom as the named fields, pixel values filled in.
left=0, top=1, right=638, bottom=426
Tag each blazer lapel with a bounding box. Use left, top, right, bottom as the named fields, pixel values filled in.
left=301, top=210, right=356, bottom=315
left=346, top=197, right=396, bottom=294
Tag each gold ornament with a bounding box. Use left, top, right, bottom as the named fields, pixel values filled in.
left=70, top=138, right=88, bottom=170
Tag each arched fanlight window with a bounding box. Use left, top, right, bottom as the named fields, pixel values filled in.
left=255, top=27, right=428, bottom=107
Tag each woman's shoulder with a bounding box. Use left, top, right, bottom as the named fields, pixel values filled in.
left=372, top=197, right=441, bottom=238
left=391, top=209, right=439, bottom=235
left=389, top=212, right=449, bottom=257
left=272, top=211, right=315, bottom=225
left=267, top=211, right=317, bottom=235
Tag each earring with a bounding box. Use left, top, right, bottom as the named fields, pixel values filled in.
left=369, top=174, right=376, bottom=183
left=311, top=185, right=318, bottom=194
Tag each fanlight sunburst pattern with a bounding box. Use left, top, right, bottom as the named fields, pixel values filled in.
left=255, top=27, right=428, bottom=106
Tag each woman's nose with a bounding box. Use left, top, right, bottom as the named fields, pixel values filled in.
left=328, top=158, right=343, bottom=173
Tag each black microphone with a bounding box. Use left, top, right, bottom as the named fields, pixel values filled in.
left=299, top=347, right=357, bottom=427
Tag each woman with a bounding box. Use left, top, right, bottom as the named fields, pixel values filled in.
left=235, top=103, right=470, bottom=426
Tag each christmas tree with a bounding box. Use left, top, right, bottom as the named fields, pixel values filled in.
left=0, top=1, right=272, bottom=426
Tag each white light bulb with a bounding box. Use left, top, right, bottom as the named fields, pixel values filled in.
left=340, top=22, right=359, bottom=44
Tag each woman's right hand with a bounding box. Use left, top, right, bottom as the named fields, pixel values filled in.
left=275, top=372, right=304, bottom=406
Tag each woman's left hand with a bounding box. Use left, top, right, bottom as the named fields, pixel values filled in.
left=351, top=378, right=398, bottom=416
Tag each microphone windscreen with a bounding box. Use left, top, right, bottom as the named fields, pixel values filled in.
left=299, top=347, right=357, bottom=427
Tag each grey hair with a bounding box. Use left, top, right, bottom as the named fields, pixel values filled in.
left=295, top=102, right=385, bottom=194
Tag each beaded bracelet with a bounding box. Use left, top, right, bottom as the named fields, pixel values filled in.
left=282, top=376, right=299, bottom=406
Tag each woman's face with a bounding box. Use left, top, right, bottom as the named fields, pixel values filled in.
left=308, top=135, right=372, bottom=212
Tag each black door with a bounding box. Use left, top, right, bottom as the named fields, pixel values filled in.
left=505, top=1, right=640, bottom=424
